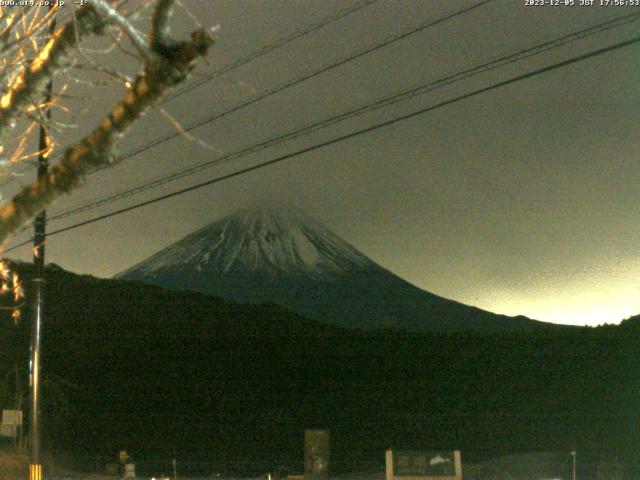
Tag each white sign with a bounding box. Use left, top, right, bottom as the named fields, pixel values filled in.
left=124, top=463, right=136, bottom=479
left=2, top=409, right=22, bottom=426
left=386, top=450, right=462, bottom=480
left=0, top=424, right=17, bottom=438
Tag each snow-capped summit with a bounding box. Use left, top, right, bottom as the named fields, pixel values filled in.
left=119, top=204, right=377, bottom=278
left=118, top=204, right=554, bottom=332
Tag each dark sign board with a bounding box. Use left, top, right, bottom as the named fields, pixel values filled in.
left=394, top=452, right=456, bottom=477
left=305, top=430, right=330, bottom=480
left=386, top=450, right=462, bottom=480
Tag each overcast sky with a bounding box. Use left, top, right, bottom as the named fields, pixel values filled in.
left=4, top=0, right=640, bottom=326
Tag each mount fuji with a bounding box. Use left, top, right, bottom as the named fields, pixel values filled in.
left=117, top=204, right=553, bottom=331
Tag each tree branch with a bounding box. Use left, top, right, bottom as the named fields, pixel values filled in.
left=90, top=0, right=152, bottom=62
left=150, top=0, right=175, bottom=51
left=0, top=7, right=105, bottom=139
left=0, top=18, right=213, bottom=244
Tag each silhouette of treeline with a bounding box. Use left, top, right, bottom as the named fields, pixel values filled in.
left=1, top=262, right=638, bottom=476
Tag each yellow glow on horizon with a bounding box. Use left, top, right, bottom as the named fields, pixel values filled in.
left=478, top=283, right=640, bottom=327
left=408, top=255, right=640, bottom=328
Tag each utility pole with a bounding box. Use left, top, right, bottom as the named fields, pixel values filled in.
left=571, top=450, right=576, bottom=480
left=30, top=7, right=55, bottom=480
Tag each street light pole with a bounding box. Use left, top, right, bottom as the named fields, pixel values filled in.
left=29, top=7, right=55, bottom=480
left=571, top=450, right=576, bottom=480
left=29, top=92, right=50, bottom=480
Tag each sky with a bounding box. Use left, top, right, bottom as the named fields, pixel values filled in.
left=3, top=0, right=640, bottom=327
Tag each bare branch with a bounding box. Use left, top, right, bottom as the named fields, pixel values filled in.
left=108, top=29, right=140, bottom=60
left=90, top=0, right=151, bottom=61
left=0, top=21, right=214, bottom=244
left=150, top=0, right=175, bottom=51
left=67, top=7, right=134, bottom=86
left=159, top=107, right=218, bottom=152
left=72, top=62, right=133, bottom=85
left=0, top=6, right=105, bottom=140
left=0, top=10, right=27, bottom=47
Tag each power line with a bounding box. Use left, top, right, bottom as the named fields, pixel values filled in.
left=0, top=0, right=380, bottom=187
left=162, top=0, right=382, bottom=103
left=45, top=10, right=640, bottom=223
left=4, top=10, right=638, bottom=245
left=4, top=0, right=497, bottom=232
left=78, top=0, right=494, bottom=178
left=4, top=32, right=638, bottom=253
left=3, top=0, right=492, bottom=187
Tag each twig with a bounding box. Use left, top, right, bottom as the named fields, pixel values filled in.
left=0, top=3, right=214, bottom=244
left=90, top=0, right=152, bottom=62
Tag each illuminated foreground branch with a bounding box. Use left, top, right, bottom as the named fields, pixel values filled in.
left=0, top=0, right=214, bottom=245
left=0, top=6, right=105, bottom=137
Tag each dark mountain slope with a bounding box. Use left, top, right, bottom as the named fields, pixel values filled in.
left=0, top=262, right=635, bottom=476
left=118, top=205, right=557, bottom=332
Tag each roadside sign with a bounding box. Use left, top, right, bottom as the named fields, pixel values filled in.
left=305, top=430, right=330, bottom=480
left=0, top=424, right=17, bottom=438
left=124, top=463, right=135, bottom=479
left=386, top=450, right=462, bottom=480
left=2, top=409, right=22, bottom=426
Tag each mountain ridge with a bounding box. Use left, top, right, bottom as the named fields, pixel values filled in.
left=117, top=204, right=561, bottom=332
left=118, top=204, right=378, bottom=278
left=0, top=260, right=635, bottom=474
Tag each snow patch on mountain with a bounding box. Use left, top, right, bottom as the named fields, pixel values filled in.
left=119, top=204, right=378, bottom=279
left=115, top=203, right=555, bottom=332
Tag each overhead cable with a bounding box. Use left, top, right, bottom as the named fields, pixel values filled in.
left=4, top=32, right=638, bottom=253
left=46, top=10, right=640, bottom=223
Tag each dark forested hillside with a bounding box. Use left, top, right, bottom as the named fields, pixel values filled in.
left=1, top=262, right=638, bottom=476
